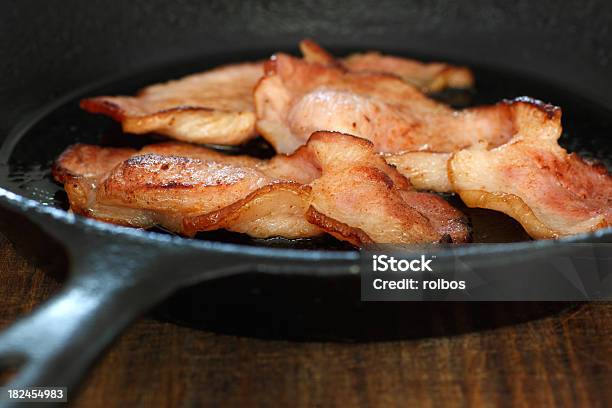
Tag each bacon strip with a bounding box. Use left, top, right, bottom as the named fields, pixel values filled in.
left=448, top=100, right=612, bottom=239
left=80, top=62, right=263, bottom=145
left=254, top=53, right=513, bottom=154
left=80, top=40, right=474, bottom=148
left=385, top=97, right=540, bottom=193
left=299, top=39, right=338, bottom=66
left=303, top=132, right=469, bottom=245
left=299, top=39, right=474, bottom=92
left=53, top=142, right=321, bottom=238
left=385, top=152, right=452, bottom=193
left=53, top=133, right=470, bottom=245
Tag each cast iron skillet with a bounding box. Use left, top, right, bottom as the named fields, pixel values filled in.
left=0, top=1, right=611, bottom=404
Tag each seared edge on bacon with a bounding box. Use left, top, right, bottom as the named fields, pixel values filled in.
left=80, top=62, right=263, bottom=145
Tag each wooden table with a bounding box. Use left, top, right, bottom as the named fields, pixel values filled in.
left=1, top=230, right=611, bottom=407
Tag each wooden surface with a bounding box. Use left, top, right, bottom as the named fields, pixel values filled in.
left=1, top=232, right=612, bottom=407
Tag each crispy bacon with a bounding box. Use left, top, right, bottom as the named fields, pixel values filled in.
left=300, top=39, right=474, bottom=92
left=53, top=133, right=470, bottom=245
left=254, top=53, right=513, bottom=154
left=303, top=132, right=469, bottom=245
left=80, top=62, right=263, bottom=145
left=448, top=100, right=612, bottom=239
left=54, top=142, right=322, bottom=238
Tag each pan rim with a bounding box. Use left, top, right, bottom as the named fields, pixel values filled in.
left=1, top=185, right=610, bottom=265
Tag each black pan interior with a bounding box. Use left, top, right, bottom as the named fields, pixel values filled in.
left=1, top=46, right=611, bottom=250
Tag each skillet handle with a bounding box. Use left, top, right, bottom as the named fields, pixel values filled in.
left=0, top=245, right=182, bottom=407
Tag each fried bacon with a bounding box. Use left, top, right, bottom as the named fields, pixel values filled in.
left=254, top=53, right=513, bottom=154
left=386, top=97, right=540, bottom=193
left=299, top=39, right=338, bottom=66
left=80, top=62, right=263, bottom=145
left=342, top=52, right=473, bottom=92
left=70, top=41, right=609, bottom=243
left=53, top=142, right=321, bottom=238
left=302, top=133, right=469, bottom=245
left=448, top=100, right=612, bottom=239
left=385, top=152, right=452, bottom=193
left=80, top=40, right=474, bottom=149
left=299, top=39, right=474, bottom=92
left=53, top=133, right=470, bottom=245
